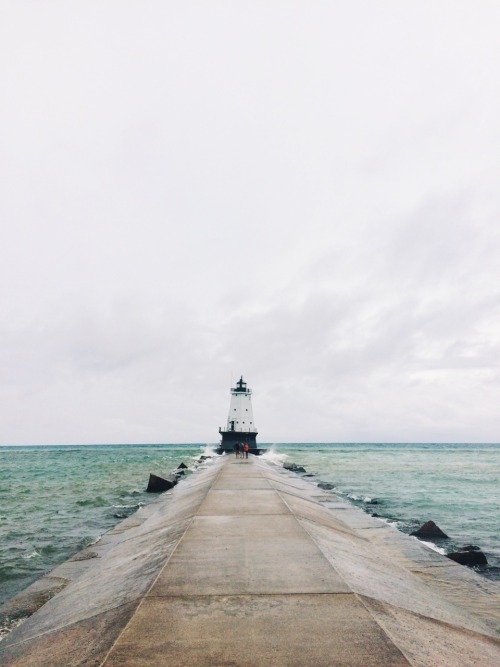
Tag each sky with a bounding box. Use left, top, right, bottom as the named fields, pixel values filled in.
left=1, top=1, right=499, bottom=445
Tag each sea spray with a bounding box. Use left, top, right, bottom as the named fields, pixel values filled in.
left=201, top=444, right=221, bottom=457
left=260, top=445, right=288, bottom=466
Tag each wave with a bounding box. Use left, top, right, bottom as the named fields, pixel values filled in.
left=76, top=497, right=108, bottom=507
left=1, top=615, right=29, bottom=642
left=418, top=539, right=447, bottom=555
left=261, top=446, right=288, bottom=466
left=85, top=535, right=102, bottom=547
left=200, top=444, right=220, bottom=457
left=192, top=445, right=224, bottom=466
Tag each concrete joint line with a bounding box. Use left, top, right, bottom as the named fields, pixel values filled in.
left=195, top=512, right=292, bottom=517
left=354, top=593, right=500, bottom=667
left=274, top=489, right=353, bottom=587
left=145, top=592, right=358, bottom=600
left=0, top=598, right=144, bottom=651
left=97, top=460, right=227, bottom=667
left=104, top=513, right=195, bottom=546
left=359, top=594, right=500, bottom=644
left=351, top=593, right=416, bottom=666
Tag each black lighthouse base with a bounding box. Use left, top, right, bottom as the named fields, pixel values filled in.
left=216, top=429, right=265, bottom=455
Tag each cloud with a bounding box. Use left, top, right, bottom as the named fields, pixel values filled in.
left=1, top=2, right=500, bottom=444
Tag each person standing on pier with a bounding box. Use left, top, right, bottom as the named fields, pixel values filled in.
left=244, top=443, right=249, bottom=459
left=234, top=442, right=241, bottom=458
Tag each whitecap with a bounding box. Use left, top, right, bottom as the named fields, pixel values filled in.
left=200, top=444, right=220, bottom=457
left=418, top=539, right=447, bottom=555
left=260, top=445, right=287, bottom=466
left=21, top=549, right=40, bottom=560
left=0, top=615, right=29, bottom=642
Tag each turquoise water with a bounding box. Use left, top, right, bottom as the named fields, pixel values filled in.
left=0, top=443, right=499, bottom=608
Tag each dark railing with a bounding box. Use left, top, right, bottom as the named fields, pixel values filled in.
left=219, top=427, right=258, bottom=434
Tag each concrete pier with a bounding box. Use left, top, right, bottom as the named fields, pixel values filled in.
left=1, top=456, right=499, bottom=666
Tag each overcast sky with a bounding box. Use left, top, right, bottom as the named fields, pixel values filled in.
left=1, top=2, right=499, bottom=445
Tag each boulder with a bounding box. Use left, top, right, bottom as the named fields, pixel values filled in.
left=283, top=463, right=306, bottom=473
left=146, top=473, right=177, bottom=493
left=410, top=520, right=449, bottom=539
left=177, top=462, right=188, bottom=469
left=462, top=544, right=480, bottom=551
left=447, top=550, right=487, bottom=567
left=317, top=482, right=335, bottom=490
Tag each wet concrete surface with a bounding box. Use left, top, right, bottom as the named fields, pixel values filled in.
left=1, top=455, right=499, bottom=666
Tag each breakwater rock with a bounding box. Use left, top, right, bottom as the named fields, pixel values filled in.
left=448, top=550, right=488, bottom=567
left=283, top=462, right=306, bottom=473
left=410, top=520, right=449, bottom=539
left=317, top=481, right=336, bottom=490
left=146, top=473, right=177, bottom=493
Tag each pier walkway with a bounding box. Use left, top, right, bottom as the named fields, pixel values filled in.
left=1, top=455, right=499, bottom=666
left=103, top=456, right=409, bottom=666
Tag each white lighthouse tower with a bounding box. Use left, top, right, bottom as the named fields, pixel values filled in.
left=218, top=376, right=262, bottom=454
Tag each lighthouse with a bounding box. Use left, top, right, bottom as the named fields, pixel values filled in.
left=217, top=376, right=263, bottom=454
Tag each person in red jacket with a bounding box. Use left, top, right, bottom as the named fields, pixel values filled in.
left=244, top=443, right=249, bottom=459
